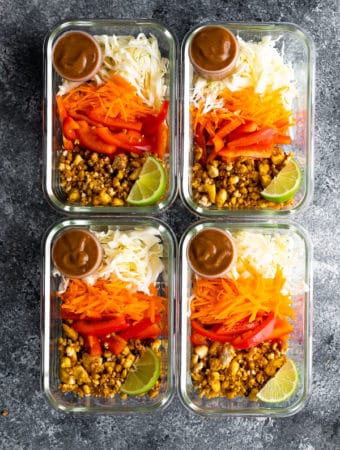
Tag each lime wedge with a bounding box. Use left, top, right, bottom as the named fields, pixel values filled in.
left=261, top=159, right=302, bottom=203
left=121, top=347, right=160, bottom=396
left=127, top=156, right=166, bottom=206
left=257, top=358, right=299, bottom=403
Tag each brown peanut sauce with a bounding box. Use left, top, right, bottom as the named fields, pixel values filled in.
left=53, top=31, right=101, bottom=81
left=52, top=229, right=102, bottom=278
left=190, top=26, right=238, bottom=71
left=188, top=228, right=235, bottom=277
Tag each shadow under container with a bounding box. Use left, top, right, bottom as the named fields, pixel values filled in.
left=180, top=22, right=314, bottom=217
left=41, top=217, right=177, bottom=414
left=43, top=20, right=178, bottom=215
left=179, top=220, right=312, bottom=416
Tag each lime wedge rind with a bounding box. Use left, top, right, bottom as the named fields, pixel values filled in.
left=127, top=156, right=167, bottom=206
left=261, top=159, right=302, bottom=203
left=256, top=358, right=299, bottom=404
left=121, top=347, right=160, bottom=396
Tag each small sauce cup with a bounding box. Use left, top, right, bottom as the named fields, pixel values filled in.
left=187, top=227, right=236, bottom=278
left=52, top=30, right=103, bottom=82
left=52, top=228, right=102, bottom=278
left=189, top=25, right=239, bottom=81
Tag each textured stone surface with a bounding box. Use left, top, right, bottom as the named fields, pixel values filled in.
left=0, top=0, right=339, bottom=449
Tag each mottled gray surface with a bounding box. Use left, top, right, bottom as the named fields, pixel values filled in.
left=0, top=0, right=339, bottom=449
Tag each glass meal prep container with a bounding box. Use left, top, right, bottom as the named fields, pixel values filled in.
left=41, top=217, right=177, bottom=414
left=43, top=20, right=178, bottom=215
left=180, top=22, right=314, bottom=217
left=179, top=220, right=312, bottom=416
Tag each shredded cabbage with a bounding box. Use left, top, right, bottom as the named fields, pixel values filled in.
left=57, top=33, right=169, bottom=109
left=84, top=227, right=164, bottom=294
left=230, top=231, right=306, bottom=295
left=192, top=36, right=296, bottom=113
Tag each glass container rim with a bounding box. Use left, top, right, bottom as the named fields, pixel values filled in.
left=178, top=218, right=313, bottom=417
left=42, top=19, right=179, bottom=216
left=41, top=215, right=178, bottom=414
left=179, top=20, right=315, bottom=218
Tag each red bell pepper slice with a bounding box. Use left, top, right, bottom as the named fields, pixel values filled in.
left=155, top=122, right=168, bottom=158
left=227, top=121, right=258, bottom=141
left=63, top=116, right=80, bottom=141
left=133, top=323, right=161, bottom=339
left=227, top=127, right=278, bottom=149
left=62, top=136, right=74, bottom=151
left=155, top=100, right=169, bottom=124
left=118, top=316, right=161, bottom=340
left=95, top=127, right=144, bottom=152
left=102, top=334, right=127, bottom=355
left=213, top=317, right=258, bottom=335
left=61, top=311, right=81, bottom=320
left=267, top=317, right=293, bottom=341
left=56, top=95, right=68, bottom=123
left=275, top=135, right=292, bottom=145
left=73, top=317, right=129, bottom=336
left=88, top=109, right=143, bottom=131
left=142, top=100, right=169, bottom=135
left=216, top=118, right=243, bottom=139
left=212, top=134, right=225, bottom=152
left=76, top=121, right=117, bottom=155
left=79, top=311, right=104, bottom=320
left=191, top=320, right=235, bottom=343
left=231, top=312, right=276, bottom=349
left=190, top=332, right=209, bottom=346
left=219, top=147, right=273, bottom=161
left=86, top=335, right=102, bottom=356
left=195, top=123, right=207, bottom=150
left=67, top=110, right=98, bottom=126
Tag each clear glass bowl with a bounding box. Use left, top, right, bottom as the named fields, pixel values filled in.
left=41, top=217, right=177, bottom=414
left=179, top=220, right=312, bottom=416
left=180, top=22, right=314, bottom=217
left=43, top=20, right=178, bottom=215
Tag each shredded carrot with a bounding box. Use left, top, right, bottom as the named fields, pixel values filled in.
left=62, top=74, right=157, bottom=124
left=191, top=86, right=295, bottom=158
left=219, top=87, right=294, bottom=130
left=60, top=278, right=166, bottom=322
left=190, top=263, right=294, bottom=328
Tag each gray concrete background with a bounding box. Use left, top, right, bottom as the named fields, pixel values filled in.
left=0, top=0, right=339, bottom=449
